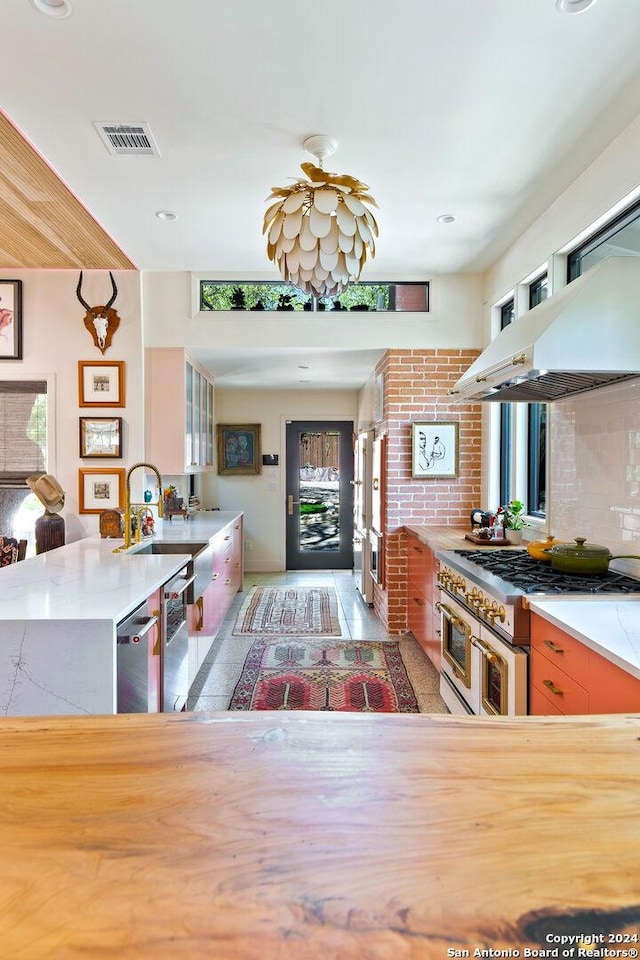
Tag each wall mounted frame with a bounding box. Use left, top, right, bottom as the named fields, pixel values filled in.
left=0, top=280, right=23, bottom=360
left=78, top=360, right=125, bottom=407
left=79, top=416, right=123, bottom=458
left=78, top=467, right=125, bottom=513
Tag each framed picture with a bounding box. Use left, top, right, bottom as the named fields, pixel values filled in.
left=411, top=421, right=459, bottom=479
left=79, top=417, right=123, bottom=458
left=78, top=360, right=125, bottom=408
left=0, top=279, right=23, bottom=360
left=79, top=468, right=125, bottom=514
left=216, top=423, right=261, bottom=475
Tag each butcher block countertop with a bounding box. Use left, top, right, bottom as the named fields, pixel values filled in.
left=2, top=710, right=639, bottom=958
left=403, top=523, right=525, bottom=551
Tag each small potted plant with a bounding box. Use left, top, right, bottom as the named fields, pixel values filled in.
left=497, top=500, right=527, bottom=544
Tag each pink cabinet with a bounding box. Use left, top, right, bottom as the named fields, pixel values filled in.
left=145, top=348, right=215, bottom=475
left=188, top=518, right=243, bottom=684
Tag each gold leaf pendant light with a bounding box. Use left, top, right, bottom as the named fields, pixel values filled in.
left=264, top=135, right=378, bottom=299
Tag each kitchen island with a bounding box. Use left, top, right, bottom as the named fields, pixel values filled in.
left=1, top=709, right=638, bottom=958
left=0, top=511, right=243, bottom=716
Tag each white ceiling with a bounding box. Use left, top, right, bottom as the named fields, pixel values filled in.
left=4, top=0, right=640, bottom=387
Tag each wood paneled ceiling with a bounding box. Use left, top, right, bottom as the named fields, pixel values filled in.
left=0, top=112, right=135, bottom=271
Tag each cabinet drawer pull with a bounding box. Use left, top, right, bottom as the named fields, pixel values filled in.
left=212, top=572, right=219, bottom=581
left=413, top=597, right=425, bottom=606
left=544, top=639, right=564, bottom=654
left=224, top=535, right=231, bottom=541
left=194, top=596, right=204, bottom=632
left=543, top=679, right=564, bottom=697
left=412, top=545, right=424, bottom=553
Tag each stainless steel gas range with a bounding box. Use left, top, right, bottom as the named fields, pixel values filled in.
left=434, top=547, right=640, bottom=717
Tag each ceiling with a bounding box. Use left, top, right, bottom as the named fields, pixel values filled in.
left=3, top=0, right=640, bottom=387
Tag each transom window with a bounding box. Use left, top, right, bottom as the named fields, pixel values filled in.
left=199, top=280, right=429, bottom=313
left=529, top=273, right=548, bottom=308
left=567, top=197, right=640, bottom=281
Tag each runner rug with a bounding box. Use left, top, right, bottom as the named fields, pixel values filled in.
left=232, top=586, right=342, bottom=637
left=228, top=638, right=419, bottom=713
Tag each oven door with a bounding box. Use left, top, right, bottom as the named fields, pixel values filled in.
left=437, top=593, right=481, bottom=715
left=472, top=624, right=528, bottom=716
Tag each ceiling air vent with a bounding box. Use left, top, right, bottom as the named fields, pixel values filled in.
left=93, top=122, right=160, bottom=157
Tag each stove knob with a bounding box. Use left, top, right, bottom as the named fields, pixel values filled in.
left=487, top=602, right=506, bottom=625
left=479, top=599, right=494, bottom=619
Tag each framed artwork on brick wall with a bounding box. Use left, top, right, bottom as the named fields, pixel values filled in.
left=411, top=421, right=459, bottom=479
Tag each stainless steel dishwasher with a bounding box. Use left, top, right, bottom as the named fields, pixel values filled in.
left=116, top=602, right=159, bottom=713
left=162, top=565, right=196, bottom=711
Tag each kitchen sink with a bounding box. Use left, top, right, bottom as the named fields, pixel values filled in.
left=132, top=541, right=208, bottom=557
left=131, top=540, right=212, bottom=603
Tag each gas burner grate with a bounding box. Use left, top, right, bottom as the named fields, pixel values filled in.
left=453, top=549, right=640, bottom=595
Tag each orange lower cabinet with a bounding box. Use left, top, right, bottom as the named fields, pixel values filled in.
left=529, top=647, right=589, bottom=715
left=530, top=614, right=590, bottom=688
left=587, top=648, right=640, bottom=713
left=530, top=611, right=640, bottom=715
left=529, top=682, right=564, bottom=716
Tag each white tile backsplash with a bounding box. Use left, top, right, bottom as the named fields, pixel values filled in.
left=550, top=379, right=640, bottom=576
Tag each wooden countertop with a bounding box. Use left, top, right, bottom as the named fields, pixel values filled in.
left=403, top=523, right=523, bottom=552
left=2, top=710, right=639, bottom=957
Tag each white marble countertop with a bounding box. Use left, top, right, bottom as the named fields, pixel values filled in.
left=528, top=598, right=640, bottom=680
left=0, top=511, right=242, bottom=625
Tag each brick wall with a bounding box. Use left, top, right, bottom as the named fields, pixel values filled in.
left=373, top=349, right=481, bottom=632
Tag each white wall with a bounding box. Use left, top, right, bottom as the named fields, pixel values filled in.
left=480, top=107, right=640, bottom=571
left=0, top=269, right=142, bottom=542
left=205, top=388, right=358, bottom=572
left=142, top=271, right=485, bottom=352
left=142, top=269, right=484, bottom=571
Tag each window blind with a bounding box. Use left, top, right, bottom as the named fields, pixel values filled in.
left=0, top=381, right=47, bottom=484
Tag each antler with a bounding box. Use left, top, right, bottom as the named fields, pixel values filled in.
left=76, top=271, right=118, bottom=311
left=76, top=271, right=91, bottom=311
left=104, top=271, right=118, bottom=311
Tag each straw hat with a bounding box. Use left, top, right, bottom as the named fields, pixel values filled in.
left=27, top=473, right=65, bottom=513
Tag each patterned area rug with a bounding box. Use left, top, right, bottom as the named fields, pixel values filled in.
left=229, top=638, right=419, bottom=713
left=232, top=586, right=342, bottom=637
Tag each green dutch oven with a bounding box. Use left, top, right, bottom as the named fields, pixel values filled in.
left=544, top=537, right=640, bottom=576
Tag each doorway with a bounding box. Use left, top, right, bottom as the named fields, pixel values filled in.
left=285, top=420, right=354, bottom=570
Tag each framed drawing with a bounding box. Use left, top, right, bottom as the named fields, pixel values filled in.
left=79, top=417, right=123, bottom=458
left=411, top=421, right=459, bottom=479
left=216, top=423, right=261, bottom=475
left=0, top=279, right=23, bottom=360
left=78, top=360, right=125, bottom=407
left=79, top=468, right=125, bottom=514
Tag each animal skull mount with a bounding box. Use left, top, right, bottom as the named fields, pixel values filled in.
left=76, top=271, right=120, bottom=355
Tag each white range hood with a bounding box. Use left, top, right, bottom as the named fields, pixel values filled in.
left=450, top=257, right=640, bottom=402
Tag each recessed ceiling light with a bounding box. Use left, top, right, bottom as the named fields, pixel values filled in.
left=155, top=210, right=177, bottom=221
left=555, top=0, right=598, bottom=13
left=30, top=0, right=73, bottom=18
left=437, top=214, right=456, bottom=224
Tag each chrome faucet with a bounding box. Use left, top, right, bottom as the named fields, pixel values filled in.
left=114, top=462, right=164, bottom=552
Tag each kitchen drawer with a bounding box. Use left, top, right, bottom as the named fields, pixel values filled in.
left=407, top=588, right=430, bottom=647
left=529, top=682, right=564, bottom=716
left=529, top=648, right=589, bottom=714
left=530, top=614, right=590, bottom=688
left=407, top=537, right=431, bottom=580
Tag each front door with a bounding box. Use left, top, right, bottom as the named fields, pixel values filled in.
left=285, top=420, right=354, bottom=570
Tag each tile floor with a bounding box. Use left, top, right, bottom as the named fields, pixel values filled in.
left=187, top=570, right=449, bottom=713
